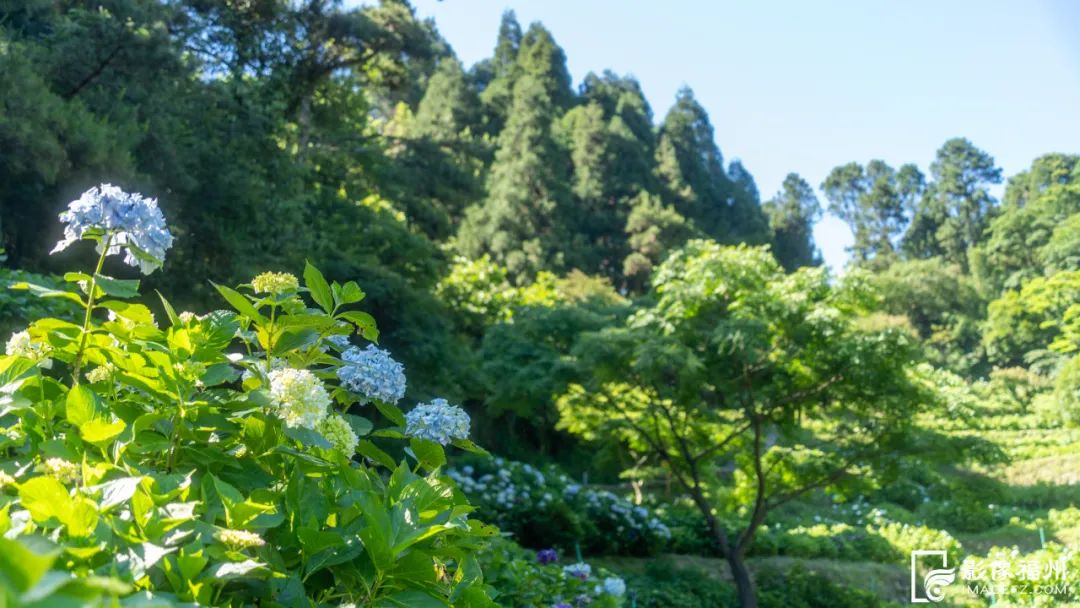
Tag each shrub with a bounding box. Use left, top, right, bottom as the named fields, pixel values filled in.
left=0, top=186, right=497, bottom=606
left=477, top=538, right=626, bottom=607
left=0, top=267, right=80, bottom=338
left=447, top=458, right=671, bottom=556
left=757, top=564, right=895, bottom=608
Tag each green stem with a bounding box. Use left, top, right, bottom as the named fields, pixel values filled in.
left=72, top=235, right=112, bottom=385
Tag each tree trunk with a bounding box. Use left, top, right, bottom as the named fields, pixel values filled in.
left=727, top=550, right=757, bottom=608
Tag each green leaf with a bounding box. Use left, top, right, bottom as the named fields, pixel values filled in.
left=10, top=282, right=85, bottom=306
left=207, top=560, right=265, bottom=580
left=65, top=385, right=101, bottom=427
left=304, top=262, right=334, bottom=313
left=0, top=537, right=60, bottom=592
left=450, top=438, right=490, bottom=456
left=157, top=291, right=182, bottom=327
left=374, top=591, right=449, bottom=608
left=357, top=440, right=396, bottom=470
left=19, top=477, right=70, bottom=524
left=344, top=414, right=374, bottom=437
left=213, top=283, right=266, bottom=323
left=94, top=476, right=143, bottom=511
left=373, top=400, right=406, bottom=427
left=408, top=438, right=446, bottom=471
left=99, top=301, right=156, bottom=326
left=94, top=274, right=140, bottom=298
left=331, top=280, right=366, bottom=308
left=177, top=548, right=208, bottom=581
left=80, top=419, right=126, bottom=445
left=64, top=497, right=100, bottom=538
left=339, top=310, right=379, bottom=342
left=284, top=426, right=332, bottom=450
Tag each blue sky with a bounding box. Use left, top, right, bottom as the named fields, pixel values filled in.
left=402, top=0, right=1080, bottom=271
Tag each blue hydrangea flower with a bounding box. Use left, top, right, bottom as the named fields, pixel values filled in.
left=561, top=562, right=591, bottom=580
left=52, top=184, right=173, bottom=274
left=537, top=548, right=558, bottom=565
left=404, top=398, right=470, bottom=445
left=598, top=577, right=626, bottom=597
left=336, top=345, right=406, bottom=404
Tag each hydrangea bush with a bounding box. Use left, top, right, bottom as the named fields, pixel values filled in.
left=447, top=458, right=670, bottom=556
left=0, top=186, right=497, bottom=607
left=477, top=538, right=626, bottom=608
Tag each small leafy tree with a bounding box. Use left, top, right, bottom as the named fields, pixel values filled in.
left=0, top=186, right=496, bottom=606
left=557, top=241, right=929, bottom=608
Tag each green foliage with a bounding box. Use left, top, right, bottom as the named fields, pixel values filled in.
left=971, top=153, right=1080, bottom=294
left=558, top=240, right=929, bottom=604
left=821, top=160, right=923, bottom=268
left=763, top=173, right=822, bottom=271
left=1, top=244, right=496, bottom=605
left=756, top=564, right=896, bottom=608
left=872, top=257, right=986, bottom=374
left=1053, top=356, right=1080, bottom=426
left=983, top=270, right=1080, bottom=370
left=0, top=268, right=80, bottom=339
left=448, top=458, right=671, bottom=556
left=902, top=138, right=1002, bottom=269
left=477, top=538, right=625, bottom=608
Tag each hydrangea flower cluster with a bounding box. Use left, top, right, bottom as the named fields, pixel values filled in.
left=336, top=345, right=407, bottom=404
left=43, top=458, right=80, bottom=484
left=268, top=368, right=331, bottom=429
left=537, top=548, right=558, bottom=565
left=404, top=399, right=470, bottom=445
left=251, top=272, right=299, bottom=295
left=51, top=184, right=173, bottom=274
left=448, top=457, right=672, bottom=553
left=562, top=563, right=591, bottom=580
left=325, top=334, right=351, bottom=350
left=86, top=362, right=116, bottom=384
left=216, top=529, right=266, bottom=549
left=5, top=330, right=51, bottom=362
left=598, top=577, right=626, bottom=597
left=566, top=486, right=672, bottom=542
left=318, top=414, right=359, bottom=456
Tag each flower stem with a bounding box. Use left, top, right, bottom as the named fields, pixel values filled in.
left=72, top=235, right=112, bottom=385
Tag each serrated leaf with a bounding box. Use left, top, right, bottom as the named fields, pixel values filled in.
left=80, top=419, right=126, bottom=444
left=409, top=438, right=446, bottom=471
left=65, top=385, right=101, bottom=427
left=213, top=283, right=266, bottom=323
left=304, top=262, right=334, bottom=313
left=94, top=274, right=140, bottom=298
left=357, top=440, right=396, bottom=469
left=373, top=400, right=406, bottom=427
left=344, top=414, right=373, bottom=437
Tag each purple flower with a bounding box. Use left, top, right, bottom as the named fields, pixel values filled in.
left=554, top=604, right=572, bottom=608
left=537, top=548, right=558, bottom=565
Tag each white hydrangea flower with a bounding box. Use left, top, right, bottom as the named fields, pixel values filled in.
left=404, top=398, right=470, bottom=446
left=319, top=414, right=359, bottom=455
left=336, top=345, right=406, bottom=404
left=43, top=458, right=80, bottom=484
left=216, top=528, right=266, bottom=549
left=85, top=362, right=116, bottom=384
left=251, top=272, right=299, bottom=295
left=268, top=368, right=330, bottom=429
left=51, top=184, right=173, bottom=274
left=598, top=577, right=626, bottom=597
left=5, top=330, right=51, bottom=362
